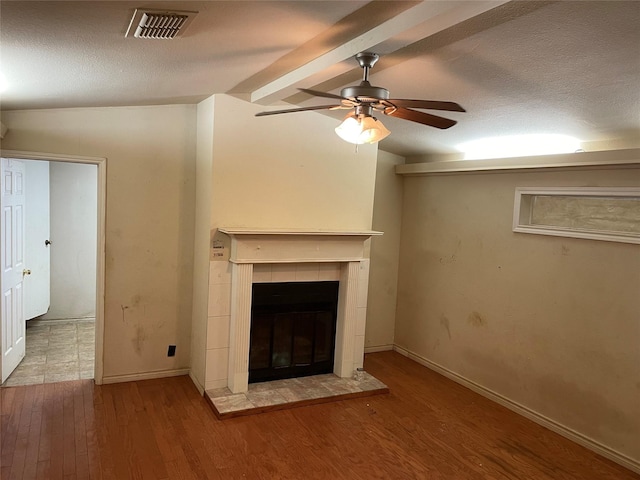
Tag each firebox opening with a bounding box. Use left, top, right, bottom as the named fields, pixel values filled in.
left=249, top=281, right=339, bottom=384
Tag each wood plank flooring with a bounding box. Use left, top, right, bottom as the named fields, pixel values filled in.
left=1, top=351, right=637, bottom=479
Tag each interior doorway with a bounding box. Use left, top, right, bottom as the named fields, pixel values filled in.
left=6, top=160, right=97, bottom=386
left=0, top=150, right=106, bottom=386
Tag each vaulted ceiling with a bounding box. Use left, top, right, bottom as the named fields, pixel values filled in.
left=1, top=1, right=639, bottom=158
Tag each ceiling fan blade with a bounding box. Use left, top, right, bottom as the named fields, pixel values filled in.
left=385, top=107, right=457, bottom=129
left=298, top=88, right=347, bottom=101
left=387, top=99, right=465, bottom=112
left=255, top=104, right=342, bottom=117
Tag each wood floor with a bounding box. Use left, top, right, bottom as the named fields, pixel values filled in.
left=1, top=351, right=637, bottom=480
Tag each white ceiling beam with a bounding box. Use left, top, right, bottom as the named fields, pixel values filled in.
left=250, top=0, right=510, bottom=105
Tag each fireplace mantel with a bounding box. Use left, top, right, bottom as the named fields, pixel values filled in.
left=218, top=228, right=382, bottom=264
left=218, top=228, right=382, bottom=236
left=209, top=228, right=381, bottom=394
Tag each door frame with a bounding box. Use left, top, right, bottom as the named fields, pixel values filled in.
left=1, top=149, right=106, bottom=385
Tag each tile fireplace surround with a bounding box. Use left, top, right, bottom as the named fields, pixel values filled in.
left=204, top=228, right=382, bottom=394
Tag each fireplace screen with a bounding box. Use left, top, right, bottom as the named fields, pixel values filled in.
left=249, top=281, right=339, bottom=383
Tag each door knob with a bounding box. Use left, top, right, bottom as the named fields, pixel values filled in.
left=23, top=269, right=31, bottom=276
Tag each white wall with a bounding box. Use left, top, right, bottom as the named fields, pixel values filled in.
left=41, top=161, right=97, bottom=320
left=365, top=149, right=404, bottom=350
left=1, top=105, right=196, bottom=379
left=395, top=164, right=640, bottom=464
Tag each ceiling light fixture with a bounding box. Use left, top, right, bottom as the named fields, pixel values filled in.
left=334, top=105, right=390, bottom=144
left=458, top=134, right=582, bottom=160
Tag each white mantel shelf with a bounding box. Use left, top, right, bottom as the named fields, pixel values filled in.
left=218, top=228, right=382, bottom=264
left=218, top=228, right=382, bottom=236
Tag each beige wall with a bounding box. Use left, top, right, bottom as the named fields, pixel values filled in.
left=366, top=149, right=404, bottom=350
left=395, top=165, right=640, bottom=462
left=210, top=94, right=378, bottom=230
left=1, top=105, right=197, bottom=379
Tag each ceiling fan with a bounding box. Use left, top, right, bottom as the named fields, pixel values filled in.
left=255, top=52, right=465, bottom=144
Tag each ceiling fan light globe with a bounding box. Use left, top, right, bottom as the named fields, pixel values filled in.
left=335, top=115, right=390, bottom=144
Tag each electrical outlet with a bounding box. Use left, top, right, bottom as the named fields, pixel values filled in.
left=167, top=345, right=176, bottom=357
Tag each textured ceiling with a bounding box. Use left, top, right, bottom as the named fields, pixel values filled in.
left=1, top=1, right=639, bottom=158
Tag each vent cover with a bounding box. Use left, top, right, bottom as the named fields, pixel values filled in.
left=125, top=8, right=197, bottom=39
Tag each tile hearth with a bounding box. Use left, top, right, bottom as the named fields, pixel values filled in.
left=205, top=371, right=388, bottom=419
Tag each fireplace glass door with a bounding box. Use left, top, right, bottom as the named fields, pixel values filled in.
left=249, top=281, right=339, bottom=383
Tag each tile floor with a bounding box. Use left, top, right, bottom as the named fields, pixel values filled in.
left=206, top=371, right=388, bottom=418
left=1, top=318, right=95, bottom=387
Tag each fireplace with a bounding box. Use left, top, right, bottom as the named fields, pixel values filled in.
left=249, top=281, right=339, bottom=383
left=205, top=228, right=382, bottom=394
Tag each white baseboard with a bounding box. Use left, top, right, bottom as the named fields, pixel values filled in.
left=204, top=378, right=228, bottom=391
left=392, top=345, right=640, bottom=475
left=28, top=317, right=95, bottom=326
left=364, top=344, right=394, bottom=353
left=102, top=368, right=190, bottom=385
left=189, top=371, right=205, bottom=395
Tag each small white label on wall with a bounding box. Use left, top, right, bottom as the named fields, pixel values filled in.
left=210, top=229, right=230, bottom=261
left=212, top=239, right=225, bottom=258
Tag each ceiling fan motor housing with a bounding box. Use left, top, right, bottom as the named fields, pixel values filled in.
left=340, top=82, right=389, bottom=102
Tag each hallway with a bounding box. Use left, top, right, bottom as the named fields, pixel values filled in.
left=1, top=319, right=94, bottom=387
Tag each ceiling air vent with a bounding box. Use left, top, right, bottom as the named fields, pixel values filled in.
left=125, top=8, right=197, bottom=39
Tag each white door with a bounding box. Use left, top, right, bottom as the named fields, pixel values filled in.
left=24, top=161, right=50, bottom=319
left=1, top=158, right=26, bottom=383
